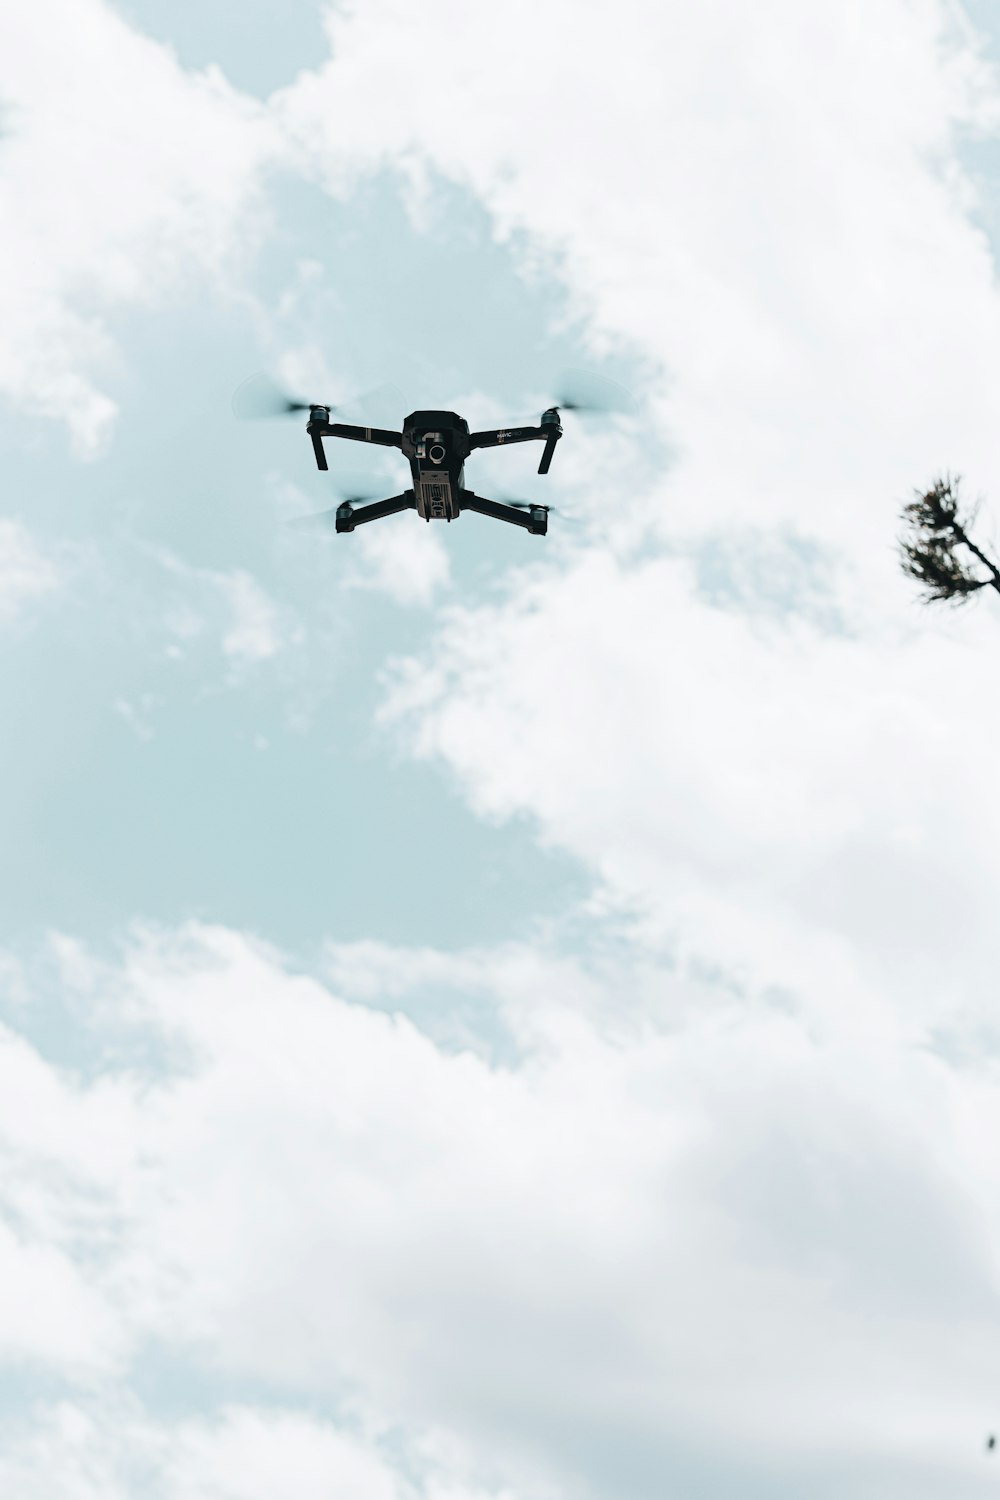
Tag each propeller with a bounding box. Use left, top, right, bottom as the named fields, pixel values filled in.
left=548, top=368, right=637, bottom=417
left=232, top=372, right=314, bottom=420
left=233, top=373, right=404, bottom=426
left=287, top=474, right=387, bottom=528
left=496, top=494, right=579, bottom=524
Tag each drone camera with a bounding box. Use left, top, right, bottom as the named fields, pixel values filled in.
left=427, top=438, right=447, bottom=464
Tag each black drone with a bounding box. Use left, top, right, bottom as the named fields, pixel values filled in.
left=234, top=372, right=633, bottom=536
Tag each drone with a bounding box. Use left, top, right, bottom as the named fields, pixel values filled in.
left=234, top=372, right=634, bottom=536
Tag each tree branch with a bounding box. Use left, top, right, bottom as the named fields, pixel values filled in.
left=899, top=476, right=1000, bottom=606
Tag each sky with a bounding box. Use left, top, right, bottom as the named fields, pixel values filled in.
left=4, top=0, right=1000, bottom=1495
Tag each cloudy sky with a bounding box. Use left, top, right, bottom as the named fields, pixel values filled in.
left=4, top=0, right=1000, bottom=1494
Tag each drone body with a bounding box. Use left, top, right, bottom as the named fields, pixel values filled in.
left=234, top=368, right=634, bottom=533
left=305, top=405, right=563, bottom=535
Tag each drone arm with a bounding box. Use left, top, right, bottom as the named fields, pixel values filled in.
left=460, top=490, right=547, bottom=535
left=323, top=422, right=403, bottom=449
left=306, top=417, right=403, bottom=472
left=335, top=491, right=416, bottom=533
left=470, top=410, right=562, bottom=474
left=469, top=424, right=544, bottom=452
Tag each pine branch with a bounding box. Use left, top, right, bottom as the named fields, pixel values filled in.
left=899, top=476, right=1000, bottom=606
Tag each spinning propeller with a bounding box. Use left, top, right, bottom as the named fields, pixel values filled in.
left=289, top=474, right=388, bottom=529
left=232, top=373, right=313, bottom=418
left=232, top=373, right=403, bottom=426
left=547, top=368, right=637, bottom=418
left=496, top=494, right=578, bottom=524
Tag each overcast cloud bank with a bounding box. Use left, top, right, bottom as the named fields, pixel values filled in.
left=4, top=0, right=1000, bottom=1496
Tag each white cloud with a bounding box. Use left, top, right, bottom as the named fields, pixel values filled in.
left=0, top=1016, right=135, bottom=1380
left=0, top=1217, right=123, bottom=1379
left=163, top=1407, right=413, bottom=1500
left=6, top=1, right=1000, bottom=1495
left=114, top=694, right=160, bottom=741
left=273, top=0, right=1000, bottom=1045
left=0, top=519, right=61, bottom=620
left=1, top=924, right=1000, bottom=1494
left=273, top=0, right=1000, bottom=567
left=217, top=568, right=284, bottom=664
left=0, top=0, right=277, bottom=454
left=353, top=521, right=451, bottom=607
left=380, top=549, right=1000, bottom=1037
left=0, top=1402, right=434, bottom=1500
left=154, top=549, right=302, bottom=672
left=11, top=0, right=996, bottom=515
